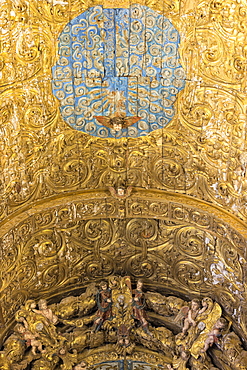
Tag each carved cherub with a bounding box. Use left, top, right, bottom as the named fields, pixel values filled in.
left=198, top=298, right=209, bottom=316
left=185, top=297, right=214, bottom=347
left=15, top=323, right=44, bottom=355
left=109, top=186, right=132, bottom=199
left=177, top=299, right=201, bottom=339
left=33, top=299, right=58, bottom=325
left=94, top=114, right=140, bottom=131
left=201, top=318, right=227, bottom=353
left=15, top=301, right=49, bottom=338
left=190, top=301, right=223, bottom=359
left=16, top=300, right=64, bottom=350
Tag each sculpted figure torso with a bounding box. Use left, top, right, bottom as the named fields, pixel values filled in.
left=93, top=280, right=112, bottom=332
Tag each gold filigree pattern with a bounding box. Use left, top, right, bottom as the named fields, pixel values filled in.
left=0, top=194, right=247, bottom=347
left=0, top=0, right=247, bottom=219
left=1, top=1, right=247, bottom=368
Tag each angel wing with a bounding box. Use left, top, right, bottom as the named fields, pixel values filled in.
left=109, top=186, right=117, bottom=198
left=94, top=115, right=140, bottom=129
left=94, top=116, right=111, bottom=128
left=108, top=186, right=132, bottom=199
left=123, top=116, right=141, bottom=127
left=174, top=306, right=189, bottom=324
left=124, top=186, right=133, bottom=198
left=190, top=302, right=222, bottom=359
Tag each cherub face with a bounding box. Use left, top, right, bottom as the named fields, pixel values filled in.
left=216, top=321, right=226, bottom=329
left=112, top=122, right=122, bottom=132
left=191, top=302, right=200, bottom=310
left=17, top=325, right=25, bottom=333
left=117, top=187, right=124, bottom=195
left=137, top=281, right=143, bottom=290
left=39, top=301, right=47, bottom=309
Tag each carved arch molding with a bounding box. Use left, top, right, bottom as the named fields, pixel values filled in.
left=1, top=189, right=247, bottom=348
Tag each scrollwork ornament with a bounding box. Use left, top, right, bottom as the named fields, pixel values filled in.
left=173, top=260, right=205, bottom=292
left=1, top=1, right=247, bottom=360
left=125, top=218, right=158, bottom=249
left=125, top=254, right=155, bottom=278
left=81, top=252, right=114, bottom=280
left=174, top=226, right=205, bottom=257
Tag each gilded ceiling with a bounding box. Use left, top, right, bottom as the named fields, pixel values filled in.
left=1, top=0, right=247, bottom=368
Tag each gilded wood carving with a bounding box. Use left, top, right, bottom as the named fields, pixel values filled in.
left=1, top=1, right=247, bottom=369
left=1, top=276, right=246, bottom=370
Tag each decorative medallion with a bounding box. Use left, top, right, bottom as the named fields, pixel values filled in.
left=52, top=4, right=185, bottom=138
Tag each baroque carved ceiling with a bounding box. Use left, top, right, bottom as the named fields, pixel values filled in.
left=1, top=0, right=247, bottom=368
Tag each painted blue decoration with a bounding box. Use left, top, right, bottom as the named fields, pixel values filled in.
left=52, top=5, right=185, bottom=138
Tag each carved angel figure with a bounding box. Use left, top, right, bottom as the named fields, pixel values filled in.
left=109, top=186, right=132, bottom=199
left=190, top=301, right=223, bottom=358
left=92, top=280, right=113, bottom=332
left=2, top=276, right=240, bottom=370
left=175, top=299, right=201, bottom=339
left=15, top=323, right=44, bottom=355
left=33, top=299, right=58, bottom=325
left=184, top=297, right=214, bottom=347
left=201, top=318, right=227, bottom=353
left=94, top=114, right=140, bottom=131
left=15, top=299, right=64, bottom=350
left=132, top=279, right=150, bottom=334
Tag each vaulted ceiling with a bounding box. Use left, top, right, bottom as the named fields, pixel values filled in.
left=1, top=0, right=247, bottom=356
